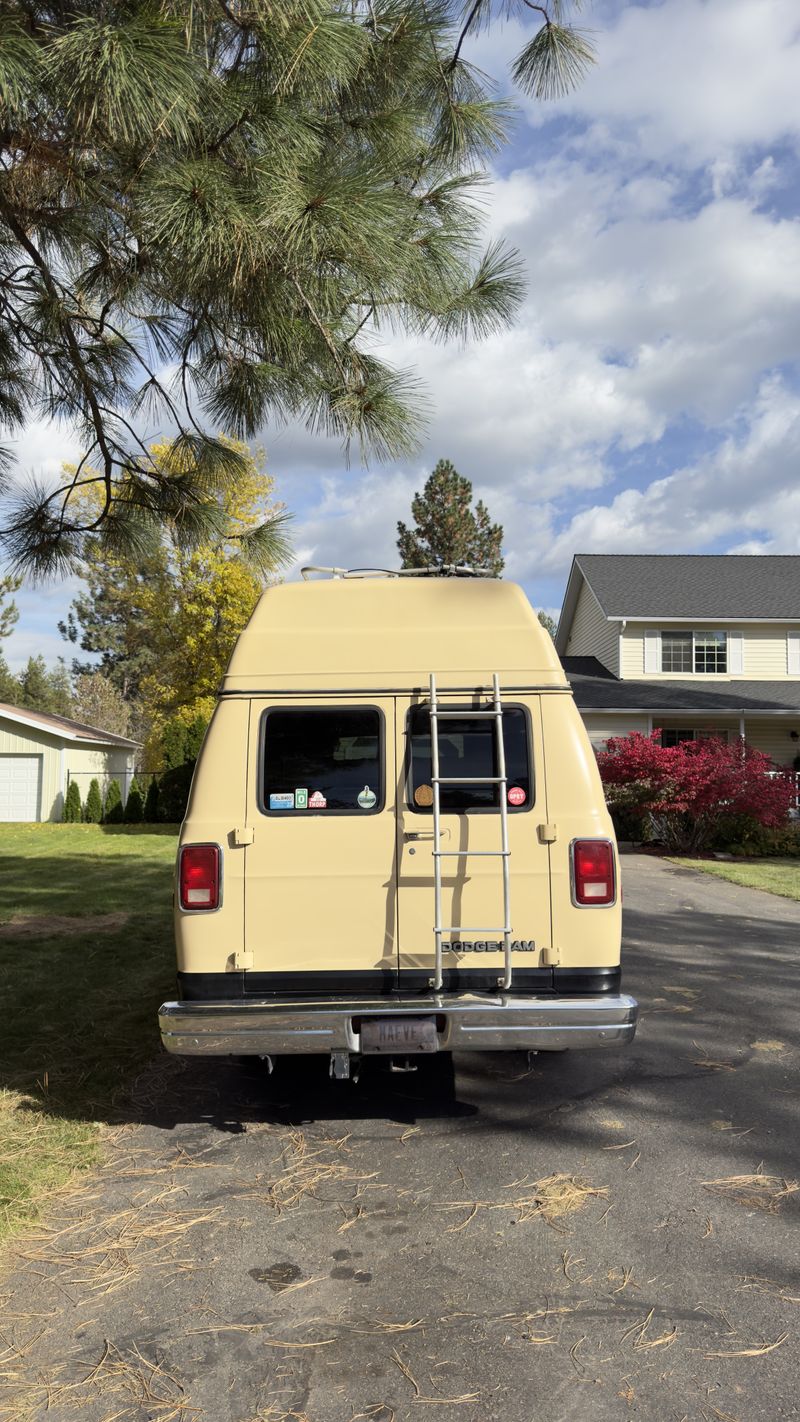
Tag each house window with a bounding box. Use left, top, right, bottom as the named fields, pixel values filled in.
left=656, top=630, right=728, bottom=674
left=660, top=728, right=730, bottom=748
left=661, top=632, right=692, bottom=672
left=694, top=631, right=727, bottom=674
left=660, top=728, right=695, bottom=747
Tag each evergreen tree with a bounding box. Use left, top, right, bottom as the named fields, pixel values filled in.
left=103, top=779, right=123, bottom=824
left=124, top=776, right=144, bottom=823
left=85, top=778, right=103, bottom=824
left=0, top=654, right=19, bottom=705
left=0, top=576, right=21, bottom=641
left=16, top=655, right=74, bottom=716
left=63, top=780, right=82, bottom=823
left=538, top=611, right=558, bottom=638
left=397, top=460, right=504, bottom=575
left=144, top=777, right=160, bottom=823
left=0, top=2, right=590, bottom=575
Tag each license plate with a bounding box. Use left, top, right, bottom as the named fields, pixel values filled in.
left=360, top=1016, right=438, bottom=1054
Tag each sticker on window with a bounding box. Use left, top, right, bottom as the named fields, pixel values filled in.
left=357, top=785, right=377, bottom=810
left=507, top=786, right=526, bottom=806
left=269, top=792, right=295, bottom=811
left=294, top=788, right=308, bottom=809
left=308, top=790, right=327, bottom=809
left=414, top=784, right=434, bottom=807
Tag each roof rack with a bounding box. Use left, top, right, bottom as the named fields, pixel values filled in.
left=300, top=564, right=493, bottom=581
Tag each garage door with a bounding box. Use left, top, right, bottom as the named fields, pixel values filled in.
left=0, top=755, right=42, bottom=821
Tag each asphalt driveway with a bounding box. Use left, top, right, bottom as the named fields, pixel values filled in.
left=2, top=855, right=799, bottom=1422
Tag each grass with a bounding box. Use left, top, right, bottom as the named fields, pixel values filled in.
left=670, top=857, right=800, bottom=901
left=0, top=823, right=179, bottom=1247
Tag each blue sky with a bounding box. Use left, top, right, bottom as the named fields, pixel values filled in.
left=5, top=0, right=800, bottom=668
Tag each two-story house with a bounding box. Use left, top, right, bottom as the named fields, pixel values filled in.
left=555, top=554, right=800, bottom=766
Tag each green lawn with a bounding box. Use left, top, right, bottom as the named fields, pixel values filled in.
left=670, top=856, right=800, bottom=901
left=0, top=824, right=179, bottom=1246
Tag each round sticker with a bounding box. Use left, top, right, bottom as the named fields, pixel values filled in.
left=357, top=785, right=377, bottom=810
left=414, top=784, right=434, bottom=807
left=507, top=786, right=526, bottom=806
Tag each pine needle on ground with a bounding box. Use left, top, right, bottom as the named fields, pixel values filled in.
left=702, top=1168, right=799, bottom=1213
left=443, top=1173, right=608, bottom=1231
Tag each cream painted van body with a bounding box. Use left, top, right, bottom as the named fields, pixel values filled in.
left=159, top=577, right=637, bottom=1068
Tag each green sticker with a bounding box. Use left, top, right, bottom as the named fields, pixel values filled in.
left=357, top=785, right=377, bottom=810
left=295, top=788, right=308, bottom=810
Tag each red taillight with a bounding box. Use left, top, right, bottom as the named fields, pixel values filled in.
left=179, top=844, right=220, bottom=911
left=572, top=839, right=615, bottom=906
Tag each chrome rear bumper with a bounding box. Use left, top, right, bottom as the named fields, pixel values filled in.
left=159, top=992, right=638, bottom=1056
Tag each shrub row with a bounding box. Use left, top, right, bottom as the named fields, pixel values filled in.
left=63, top=775, right=166, bottom=824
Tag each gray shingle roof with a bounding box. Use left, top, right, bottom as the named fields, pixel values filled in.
left=565, top=673, right=800, bottom=715
left=575, top=554, right=800, bottom=620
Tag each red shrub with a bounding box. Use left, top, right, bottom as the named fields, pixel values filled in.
left=596, top=732, right=795, bottom=852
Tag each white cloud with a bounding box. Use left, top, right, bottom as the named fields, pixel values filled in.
left=515, top=376, right=800, bottom=575
left=533, top=0, right=800, bottom=167
left=5, top=418, right=83, bottom=487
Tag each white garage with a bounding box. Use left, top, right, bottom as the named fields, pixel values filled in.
left=0, top=753, right=43, bottom=821
left=0, top=703, right=138, bottom=822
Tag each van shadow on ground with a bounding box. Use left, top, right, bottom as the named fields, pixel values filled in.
left=2, top=845, right=798, bottom=1154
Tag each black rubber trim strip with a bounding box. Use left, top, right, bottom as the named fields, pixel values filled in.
left=177, top=966, right=621, bottom=1001
left=553, top=966, right=621, bottom=994
left=217, top=684, right=571, bottom=698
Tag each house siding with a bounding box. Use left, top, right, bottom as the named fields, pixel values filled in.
left=565, top=582, right=619, bottom=675
left=581, top=713, right=650, bottom=749
left=620, top=623, right=800, bottom=680
left=0, top=721, right=63, bottom=820
left=744, top=722, right=799, bottom=767
left=581, top=714, right=798, bottom=765
left=64, top=745, right=135, bottom=805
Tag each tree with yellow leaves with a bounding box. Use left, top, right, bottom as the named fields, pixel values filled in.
left=59, top=440, right=290, bottom=762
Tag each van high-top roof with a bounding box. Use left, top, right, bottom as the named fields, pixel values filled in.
left=221, top=578, right=567, bottom=694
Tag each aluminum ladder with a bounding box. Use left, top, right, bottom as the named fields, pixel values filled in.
left=429, top=672, right=513, bottom=992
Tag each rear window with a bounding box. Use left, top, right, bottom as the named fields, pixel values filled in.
left=407, top=706, right=532, bottom=813
left=262, top=707, right=383, bottom=814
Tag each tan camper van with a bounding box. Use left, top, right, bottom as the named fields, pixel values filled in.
left=159, top=571, right=637, bottom=1075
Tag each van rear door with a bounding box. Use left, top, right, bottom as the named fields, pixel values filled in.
left=394, top=695, right=554, bottom=990
left=244, top=698, right=398, bottom=991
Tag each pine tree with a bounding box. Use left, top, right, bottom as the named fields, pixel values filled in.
left=16, top=655, right=74, bottom=716
left=63, top=780, right=82, bottom=823
left=124, top=777, right=144, bottom=823
left=0, top=576, right=21, bottom=641
left=104, top=779, right=123, bottom=824
left=144, top=777, right=160, bottom=823
left=0, top=2, right=590, bottom=575
left=0, top=654, right=19, bottom=705
left=85, top=778, right=103, bottom=824
left=397, top=460, right=504, bottom=575
left=538, top=611, right=558, bottom=638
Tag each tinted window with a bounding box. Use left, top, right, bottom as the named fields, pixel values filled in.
left=407, top=706, right=532, bottom=813
left=263, top=708, right=382, bottom=814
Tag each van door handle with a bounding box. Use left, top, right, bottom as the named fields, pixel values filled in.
left=404, top=831, right=440, bottom=841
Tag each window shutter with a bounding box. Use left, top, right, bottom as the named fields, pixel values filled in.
left=788, top=633, right=800, bottom=676
left=644, top=630, right=661, bottom=674
left=728, top=632, right=743, bottom=674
